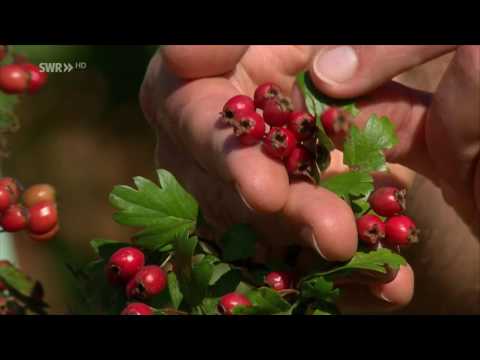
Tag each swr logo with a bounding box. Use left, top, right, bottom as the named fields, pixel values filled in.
left=39, top=63, right=74, bottom=73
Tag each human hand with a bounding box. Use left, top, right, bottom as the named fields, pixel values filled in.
left=139, top=45, right=466, bottom=313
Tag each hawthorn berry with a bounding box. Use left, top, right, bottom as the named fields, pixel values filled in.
left=285, top=145, right=314, bottom=177
left=265, top=271, right=294, bottom=291
left=126, top=265, right=167, bottom=300
left=263, top=97, right=293, bottom=126
left=0, top=204, right=29, bottom=232
left=106, top=247, right=145, bottom=285
left=384, top=215, right=419, bottom=247
left=27, top=201, right=58, bottom=235
left=287, top=111, right=316, bottom=141
left=121, top=302, right=153, bottom=315
left=263, top=127, right=297, bottom=160
left=0, top=187, right=14, bottom=213
left=23, top=184, right=56, bottom=208
left=0, top=177, right=22, bottom=203
left=21, top=63, right=48, bottom=94
left=368, top=187, right=407, bottom=217
left=254, top=82, right=281, bottom=109
left=0, top=64, right=29, bottom=94
left=0, top=46, right=7, bottom=62
left=221, top=95, right=255, bottom=125
left=232, top=111, right=265, bottom=145
left=218, top=292, right=252, bottom=315
left=320, top=107, right=350, bottom=137
left=29, top=223, right=59, bottom=242
left=356, top=214, right=385, bottom=246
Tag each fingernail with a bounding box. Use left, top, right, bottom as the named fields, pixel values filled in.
left=235, top=184, right=255, bottom=212
left=313, top=46, right=359, bottom=84
left=370, top=284, right=393, bottom=303
left=300, top=227, right=330, bottom=261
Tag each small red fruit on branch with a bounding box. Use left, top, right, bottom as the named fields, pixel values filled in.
left=27, top=201, right=58, bottom=235
left=288, top=111, right=316, bottom=141
left=121, top=302, right=153, bottom=315
left=23, top=184, right=56, bottom=207
left=356, top=214, right=386, bottom=246
left=285, top=145, right=314, bottom=177
left=126, top=265, right=167, bottom=300
left=263, top=97, right=293, bottom=126
left=263, top=127, right=297, bottom=160
left=320, top=107, right=350, bottom=137
left=29, top=223, right=60, bottom=242
left=0, top=177, right=22, bottom=203
left=232, top=111, right=265, bottom=145
left=368, top=187, right=407, bottom=217
left=265, top=271, right=294, bottom=291
left=221, top=95, right=255, bottom=125
left=0, top=187, right=14, bottom=213
left=1, top=204, right=29, bottom=232
left=218, top=292, right=252, bottom=315
left=21, top=63, right=48, bottom=94
left=384, top=215, right=419, bottom=246
left=0, top=64, right=29, bottom=94
left=106, top=247, right=145, bottom=285
left=254, top=82, right=281, bottom=110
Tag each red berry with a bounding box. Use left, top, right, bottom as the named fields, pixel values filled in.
left=27, top=201, right=58, bottom=235
left=0, top=64, right=29, bottom=94
left=0, top=204, right=29, bottom=232
left=265, top=271, right=293, bottom=291
left=384, top=215, right=419, bottom=247
left=320, top=107, right=350, bottom=137
left=121, top=302, right=153, bottom=315
left=21, top=63, right=48, bottom=94
left=221, top=95, right=255, bottom=125
left=285, top=145, right=314, bottom=177
left=0, top=177, right=22, bottom=203
left=368, top=187, right=407, bottom=217
left=263, top=97, right=293, bottom=126
left=0, top=187, right=14, bottom=213
left=288, top=111, right=316, bottom=141
left=106, top=247, right=145, bottom=285
left=263, top=127, right=297, bottom=160
left=254, top=82, right=281, bottom=109
left=23, top=184, right=56, bottom=208
left=0, top=281, right=6, bottom=292
left=356, top=214, right=386, bottom=246
left=232, top=111, right=265, bottom=145
left=0, top=46, right=7, bottom=62
left=218, top=292, right=252, bottom=315
left=29, top=223, right=59, bottom=242
left=126, top=265, right=167, bottom=300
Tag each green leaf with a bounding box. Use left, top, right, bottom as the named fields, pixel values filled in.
left=167, top=272, right=183, bottom=309
left=300, top=277, right=340, bottom=304
left=190, top=257, right=215, bottom=304
left=174, top=233, right=198, bottom=281
left=351, top=198, right=371, bottom=216
left=343, top=115, right=399, bottom=172
left=221, top=224, right=257, bottom=262
left=90, top=238, right=130, bottom=260
left=199, top=297, right=221, bottom=315
left=232, top=287, right=291, bottom=315
left=309, top=248, right=407, bottom=280
left=109, top=169, right=199, bottom=251
left=210, top=269, right=242, bottom=298
left=320, top=172, right=373, bottom=200
left=209, top=263, right=231, bottom=286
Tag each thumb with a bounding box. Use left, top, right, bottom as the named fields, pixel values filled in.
left=308, top=45, right=456, bottom=98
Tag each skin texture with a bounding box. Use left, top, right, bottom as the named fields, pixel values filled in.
left=140, top=45, right=479, bottom=314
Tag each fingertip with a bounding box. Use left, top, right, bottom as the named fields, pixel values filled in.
left=369, top=264, right=415, bottom=307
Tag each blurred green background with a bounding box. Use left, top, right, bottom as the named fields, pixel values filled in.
left=3, top=45, right=160, bottom=313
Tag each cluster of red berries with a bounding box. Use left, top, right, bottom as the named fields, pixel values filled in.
left=0, top=46, right=48, bottom=95
left=105, top=247, right=168, bottom=315
left=221, top=83, right=349, bottom=178
left=109, top=244, right=296, bottom=316
left=218, top=271, right=294, bottom=315
left=356, top=186, right=419, bottom=248
left=0, top=178, right=59, bottom=242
